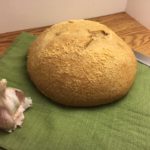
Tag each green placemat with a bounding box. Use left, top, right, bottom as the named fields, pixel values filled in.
left=0, top=32, right=150, bottom=150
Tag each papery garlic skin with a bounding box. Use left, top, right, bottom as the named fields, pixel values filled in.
left=0, top=79, right=32, bottom=132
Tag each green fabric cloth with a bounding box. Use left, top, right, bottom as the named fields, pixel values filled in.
left=0, top=32, right=150, bottom=150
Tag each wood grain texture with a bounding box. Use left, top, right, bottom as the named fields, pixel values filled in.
left=0, top=12, right=150, bottom=56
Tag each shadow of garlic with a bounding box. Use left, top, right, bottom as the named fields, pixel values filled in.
left=0, top=79, right=32, bottom=132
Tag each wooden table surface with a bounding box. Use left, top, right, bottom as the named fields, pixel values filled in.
left=0, top=12, right=150, bottom=56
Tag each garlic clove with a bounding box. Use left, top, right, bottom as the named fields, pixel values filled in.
left=0, top=107, right=15, bottom=130
left=0, top=79, right=32, bottom=132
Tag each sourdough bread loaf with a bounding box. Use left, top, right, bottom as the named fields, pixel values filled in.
left=27, top=19, right=137, bottom=107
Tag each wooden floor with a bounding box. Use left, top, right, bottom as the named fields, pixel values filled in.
left=0, top=12, right=150, bottom=56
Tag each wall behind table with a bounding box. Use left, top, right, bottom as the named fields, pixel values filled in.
left=0, top=0, right=127, bottom=33
left=126, top=0, right=150, bottom=29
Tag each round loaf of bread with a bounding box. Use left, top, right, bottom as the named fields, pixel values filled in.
left=27, top=19, right=137, bottom=107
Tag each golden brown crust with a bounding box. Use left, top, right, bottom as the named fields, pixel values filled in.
left=27, top=19, right=137, bottom=107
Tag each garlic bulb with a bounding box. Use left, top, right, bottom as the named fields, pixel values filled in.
left=0, top=79, right=32, bottom=132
